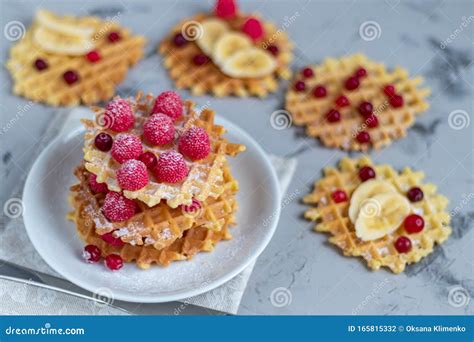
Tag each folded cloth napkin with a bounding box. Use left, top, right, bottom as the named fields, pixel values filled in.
left=0, top=108, right=297, bottom=315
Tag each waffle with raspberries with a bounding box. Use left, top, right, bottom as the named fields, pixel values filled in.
left=69, top=91, right=245, bottom=271
left=285, top=54, right=430, bottom=151
left=304, top=156, right=451, bottom=273
left=6, top=9, right=145, bottom=106
left=159, top=0, right=293, bottom=97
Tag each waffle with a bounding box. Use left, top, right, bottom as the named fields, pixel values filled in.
left=83, top=92, right=245, bottom=208
left=69, top=183, right=235, bottom=269
left=70, top=164, right=238, bottom=251
left=304, top=156, right=451, bottom=273
left=6, top=12, right=145, bottom=106
left=159, top=13, right=293, bottom=97
left=285, top=54, right=430, bottom=151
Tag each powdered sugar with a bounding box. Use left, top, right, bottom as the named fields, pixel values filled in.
left=111, top=133, right=143, bottom=163
left=151, top=91, right=183, bottom=121
left=116, top=159, right=148, bottom=191
left=105, top=98, right=134, bottom=132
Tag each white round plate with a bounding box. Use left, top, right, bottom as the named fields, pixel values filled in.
left=23, top=115, right=281, bottom=303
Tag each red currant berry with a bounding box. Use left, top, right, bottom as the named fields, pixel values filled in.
left=356, top=131, right=371, bottom=144
left=366, top=114, right=379, bottom=128
left=355, top=67, right=367, bottom=78
left=34, top=58, right=48, bottom=71
left=86, top=50, right=101, bottom=63
left=345, top=76, right=359, bottom=90
left=63, top=70, right=79, bottom=85
left=302, top=67, right=314, bottom=78
left=404, top=214, right=425, bottom=234
left=267, top=45, right=279, bottom=56
left=105, top=254, right=123, bottom=270
left=138, top=151, right=158, bottom=169
left=94, top=133, right=113, bottom=151
left=108, top=31, right=121, bottom=43
left=394, top=236, right=412, bottom=253
left=83, top=245, right=101, bottom=263
left=173, top=32, right=187, bottom=47
left=326, top=109, right=341, bottom=123
left=335, top=95, right=350, bottom=107
left=313, top=85, right=327, bottom=98
left=331, top=190, right=348, bottom=203
left=383, top=84, right=396, bottom=96
left=193, top=54, right=209, bottom=66
left=294, top=80, right=306, bottom=92
left=358, top=166, right=376, bottom=181
left=358, top=101, right=373, bottom=116
left=389, top=94, right=404, bottom=108
left=407, top=187, right=424, bottom=202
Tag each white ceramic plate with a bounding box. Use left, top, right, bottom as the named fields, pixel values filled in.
left=23, top=116, right=281, bottom=303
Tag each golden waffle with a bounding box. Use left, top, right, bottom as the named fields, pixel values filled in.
left=69, top=187, right=235, bottom=269
left=304, top=156, right=451, bottom=273
left=6, top=12, right=145, bottom=106
left=285, top=54, right=430, bottom=151
left=159, top=13, right=293, bottom=97
left=83, top=92, right=245, bottom=208
left=70, top=164, right=238, bottom=251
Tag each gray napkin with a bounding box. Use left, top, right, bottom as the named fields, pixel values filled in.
left=0, top=108, right=297, bottom=315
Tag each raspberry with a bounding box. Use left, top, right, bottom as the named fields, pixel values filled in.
left=89, top=173, right=108, bottom=194
left=100, top=232, right=125, bottom=247
left=94, top=132, right=113, bottom=151
left=111, top=133, right=142, bottom=163
left=83, top=245, right=101, bottom=263
left=242, top=17, right=264, bottom=41
left=153, top=151, right=188, bottom=183
left=117, top=159, right=149, bottom=191
left=104, top=98, right=134, bottom=132
left=102, top=192, right=136, bottom=222
left=138, top=152, right=158, bottom=169
left=86, top=50, right=101, bottom=63
left=143, top=113, right=175, bottom=146
left=178, top=126, right=211, bottom=160
left=34, top=58, right=48, bottom=71
left=63, top=70, right=79, bottom=85
left=215, top=0, right=237, bottom=19
left=151, top=91, right=183, bottom=121
left=105, top=254, right=123, bottom=271
left=108, top=31, right=121, bottom=43
left=331, top=190, right=347, bottom=203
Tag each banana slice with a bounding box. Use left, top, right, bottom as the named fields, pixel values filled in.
left=221, top=48, right=277, bottom=78
left=348, top=179, right=397, bottom=224
left=36, top=9, right=95, bottom=38
left=355, top=193, right=410, bottom=241
left=33, top=26, right=94, bottom=55
left=196, top=18, right=229, bottom=55
left=213, top=32, right=252, bottom=65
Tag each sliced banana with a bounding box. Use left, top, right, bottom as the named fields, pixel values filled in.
left=213, top=32, right=252, bottom=65
left=355, top=193, right=410, bottom=241
left=36, top=9, right=95, bottom=38
left=33, top=26, right=94, bottom=55
left=348, top=179, right=397, bottom=224
left=196, top=18, right=229, bottom=55
left=221, top=48, right=276, bottom=78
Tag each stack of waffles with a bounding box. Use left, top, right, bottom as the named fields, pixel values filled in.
left=159, top=0, right=293, bottom=97
left=68, top=91, right=246, bottom=270
left=6, top=10, right=145, bottom=106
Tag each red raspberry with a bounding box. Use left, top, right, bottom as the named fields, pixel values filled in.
left=117, top=159, right=149, bottom=191
left=143, top=113, right=175, bottom=146
left=102, top=192, right=136, bottom=222
left=152, top=91, right=183, bottom=121
left=105, top=254, right=123, bottom=271
left=335, top=95, right=350, bottom=107
left=242, top=17, right=264, bottom=41
left=178, top=126, right=211, bottom=160
left=83, top=245, right=101, bottom=263
left=86, top=50, right=101, bottom=63
left=104, top=98, right=134, bottom=132
left=331, top=190, right=347, bottom=203
left=100, top=232, right=125, bottom=247
left=108, top=31, right=121, bottom=43
left=153, top=151, right=188, bottom=183
left=89, top=173, right=108, bottom=194
left=111, top=133, right=142, bottom=163
left=138, top=152, right=158, bottom=169
left=215, top=0, right=237, bottom=19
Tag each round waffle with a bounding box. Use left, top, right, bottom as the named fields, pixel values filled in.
left=285, top=54, right=430, bottom=151
left=304, top=156, right=452, bottom=273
